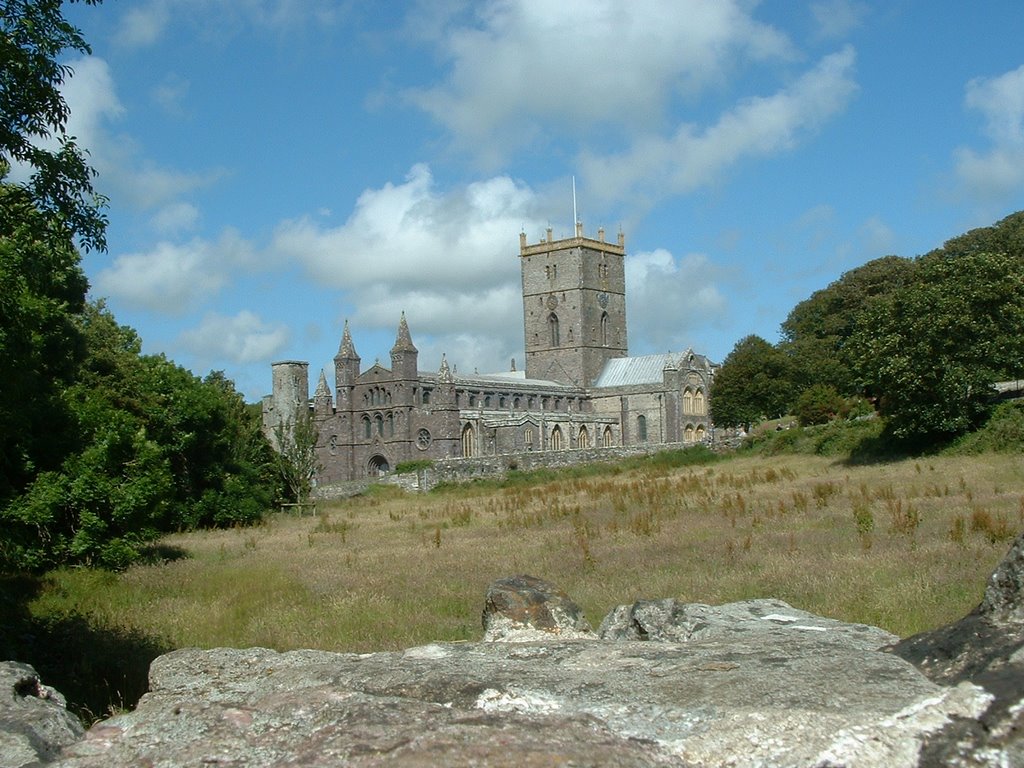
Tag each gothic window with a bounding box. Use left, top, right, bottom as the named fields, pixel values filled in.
left=524, top=427, right=534, bottom=449
left=578, top=426, right=589, bottom=449
left=417, top=429, right=431, bottom=450
left=422, top=389, right=430, bottom=405
left=637, top=415, right=648, bottom=442
left=375, top=414, right=384, bottom=436
left=683, top=390, right=694, bottom=415
left=601, top=312, right=609, bottom=346
left=499, top=396, right=506, bottom=408
left=513, top=397, right=521, bottom=408
left=694, top=390, right=706, bottom=413
left=387, top=412, right=394, bottom=437
left=684, top=425, right=695, bottom=442
left=603, top=426, right=614, bottom=447
left=548, top=313, right=559, bottom=346
left=550, top=425, right=564, bottom=450
left=461, top=423, right=475, bottom=457
left=362, top=415, right=371, bottom=439
left=469, top=394, right=477, bottom=407
left=484, top=395, right=492, bottom=408
left=696, top=425, right=706, bottom=442
left=329, top=435, right=338, bottom=455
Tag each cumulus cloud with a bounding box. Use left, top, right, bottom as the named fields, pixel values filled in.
left=580, top=46, right=858, bottom=207
left=115, top=4, right=171, bottom=47
left=625, top=248, right=728, bottom=354
left=151, top=202, right=201, bottom=235
left=59, top=57, right=221, bottom=211
left=810, top=0, right=867, bottom=41
left=269, top=165, right=546, bottom=373
left=93, top=229, right=254, bottom=313
left=177, top=311, right=290, bottom=365
left=405, top=0, right=794, bottom=166
left=953, top=64, right=1024, bottom=202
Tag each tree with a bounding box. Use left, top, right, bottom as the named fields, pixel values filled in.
left=1, top=0, right=107, bottom=252
left=710, top=335, right=794, bottom=429
left=273, top=409, right=320, bottom=509
left=848, top=251, right=1024, bottom=443
left=793, top=384, right=844, bottom=426
left=780, top=255, right=916, bottom=395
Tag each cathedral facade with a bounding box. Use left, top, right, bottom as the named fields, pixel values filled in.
left=263, top=225, right=716, bottom=485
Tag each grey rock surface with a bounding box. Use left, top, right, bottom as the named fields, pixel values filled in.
left=887, top=532, right=1024, bottom=767
left=599, top=596, right=899, bottom=650
left=0, top=661, right=84, bottom=768
left=53, top=617, right=988, bottom=767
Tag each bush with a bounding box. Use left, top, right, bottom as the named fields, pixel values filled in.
left=794, top=384, right=844, bottom=426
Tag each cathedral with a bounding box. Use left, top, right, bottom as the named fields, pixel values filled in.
left=263, top=224, right=716, bottom=485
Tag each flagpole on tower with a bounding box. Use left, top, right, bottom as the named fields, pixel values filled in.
left=572, top=175, right=578, bottom=226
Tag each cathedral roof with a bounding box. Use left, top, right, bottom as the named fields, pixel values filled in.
left=591, top=351, right=713, bottom=388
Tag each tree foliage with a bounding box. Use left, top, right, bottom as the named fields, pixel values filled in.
left=780, top=255, right=916, bottom=394
left=710, top=335, right=793, bottom=429
left=273, top=408, right=321, bottom=507
left=1, top=0, right=107, bottom=252
left=0, top=303, right=280, bottom=571
left=848, top=250, right=1024, bottom=443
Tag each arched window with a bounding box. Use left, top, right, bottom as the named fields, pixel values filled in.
left=683, top=390, right=694, bottom=415
left=387, top=412, right=394, bottom=437
left=603, top=426, right=614, bottom=447
left=461, top=423, right=475, bottom=457
left=375, top=414, right=384, bottom=436
left=600, top=311, right=609, bottom=346
left=694, top=390, right=706, bottom=413
left=484, top=395, right=492, bottom=407
left=578, top=425, right=589, bottom=449
left=362, top=415, right=371, bottom=439
left=550, top=425, right=564, bottom=450
left=329, top=435, right=338, bottom=455
left=696, top=425, right=706, bottom=442
left=637, top=414, right=647, bottom=442
left=513, top=397, right=521, bottom=408
left=422, top=389, right=430, bottom=405
left=548, top=313, right=559, bottom=346
left=684, top=425, right=695, bottom=442
left=524, top=427, right=534, bottom=449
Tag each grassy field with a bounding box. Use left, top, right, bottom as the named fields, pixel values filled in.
left=7, top=447, right=1023, bottom=719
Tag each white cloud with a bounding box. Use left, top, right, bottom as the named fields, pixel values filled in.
left=177, top=311, right=290, bottom=365
left=579, top=47, right=858, bottom=207
left=625, top=248, right=728, bottom=354
left=93, top=229, right=254, bottom=313
left=269, top=165, right=546, bottom=373
left=151, top=202, right=200, bottom=235
left=152, top=74, right=191, bottom=117
left=115, top=4, right=171, bottom=48
left=405, top=0, right=793, bottom=166
left=810, top=0, right=867, bottom=41
left=953, top=65, right=1024, bottom=202
left=59, top=57, right=222, bottom=211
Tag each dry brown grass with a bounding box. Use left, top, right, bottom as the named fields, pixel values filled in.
left=34, top=453, right=1023, bottom=654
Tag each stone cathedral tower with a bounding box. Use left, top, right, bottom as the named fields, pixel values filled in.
left=520, top=222, right=628, bottom=386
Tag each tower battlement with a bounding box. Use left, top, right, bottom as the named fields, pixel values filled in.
left=519, top=224, right=625, bottom=257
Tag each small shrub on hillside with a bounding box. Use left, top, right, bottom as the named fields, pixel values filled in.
left=794, top=384, right=844, bottom=426
left=949, top=401, right=1024, bottom=455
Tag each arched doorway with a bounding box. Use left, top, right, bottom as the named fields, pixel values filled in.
left=368, top=455, right=390, bottom=476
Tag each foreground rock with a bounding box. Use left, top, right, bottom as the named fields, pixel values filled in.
left=889, top=532, right=1024, bottom=766
left=53, top=603, right=990, bottom=767
left=482, top=574, right=596, bottom=641
left=0, top=662, right=83, bottom=768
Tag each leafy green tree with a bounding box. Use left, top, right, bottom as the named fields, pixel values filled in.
left=1, top=0, right=107, bottom=252
left=0, top=185, right=87, bottom=504
left=711, top=335, right=794, bottom=429
left=0, top=303, right=278, bottom=571
left=780, top=255, right=916, bottom=394
left=848, top=251, right=1024, bottom=443
left=793, top=384, right=844, bottom=426
left=273, top=408, right=320, bottom=508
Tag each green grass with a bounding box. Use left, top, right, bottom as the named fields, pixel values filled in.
left=3, top=424, right=1023, bottom=722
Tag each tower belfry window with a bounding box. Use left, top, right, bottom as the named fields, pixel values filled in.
left=601, top=312, right=609, bottom=346
left=548, top=313, right=559, bottom=346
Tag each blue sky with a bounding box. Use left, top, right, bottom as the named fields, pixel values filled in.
left=59, top=1, right=1024, bottom=401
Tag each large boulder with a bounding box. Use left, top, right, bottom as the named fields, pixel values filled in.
left=0, top=662, right=83, bottom=768
left=53, top=613, right=989, bottom=767
left=482, top=574, right=596, bottom=642
left=888, top=531, right=1024, bottom=766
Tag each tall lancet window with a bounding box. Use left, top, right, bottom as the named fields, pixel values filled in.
left=548, top=313, right=560, bottom=346
left=600, top=311, right=609, bottom=346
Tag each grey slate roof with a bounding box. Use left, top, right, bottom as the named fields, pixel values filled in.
left=592, top=351, right=710, bottom=388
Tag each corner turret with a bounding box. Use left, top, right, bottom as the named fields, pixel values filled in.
left=334, top=320, right=361, bottom=409
left=390, top=312, right=419, bottom=380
